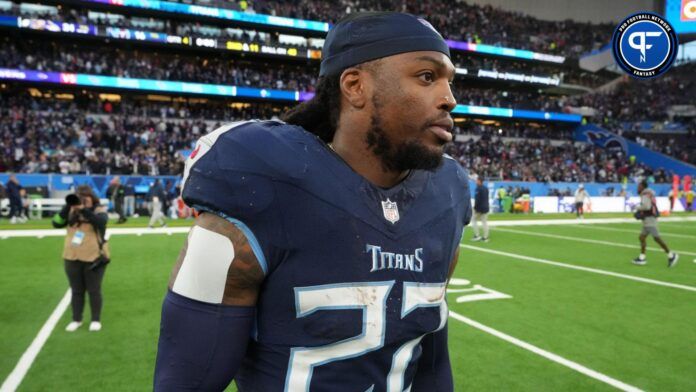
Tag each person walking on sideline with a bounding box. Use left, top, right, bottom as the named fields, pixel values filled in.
left=632, top=180, right=678, bottom=267
left=6, top=175, right=26, bottom=224
left=472, top=177, right=490, bottom=242
left=574, top=184, right=590, bottom=219
left=148, top=179, right=167, bottom=228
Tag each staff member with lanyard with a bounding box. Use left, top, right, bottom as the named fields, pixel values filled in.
left=53, top=185, right=110, bottom=332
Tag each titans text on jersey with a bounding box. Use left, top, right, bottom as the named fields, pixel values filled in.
left=367, top=244, right=424, bottom=273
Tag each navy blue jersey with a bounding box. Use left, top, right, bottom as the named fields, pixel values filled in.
left=182, top=120, right=471, bottom=391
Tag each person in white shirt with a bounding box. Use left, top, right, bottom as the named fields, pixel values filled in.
left=574, top=184, right=590, bottom=219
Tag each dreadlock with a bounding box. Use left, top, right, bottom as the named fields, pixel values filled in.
left=281, top=73, right=341, bottom=143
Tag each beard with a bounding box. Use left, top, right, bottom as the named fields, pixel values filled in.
left=365, top=111, right=444, bottom=173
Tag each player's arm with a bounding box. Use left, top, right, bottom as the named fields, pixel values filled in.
left=154, top=212, right=265, bottom=391
left=410, top=248, right=460, bottom=392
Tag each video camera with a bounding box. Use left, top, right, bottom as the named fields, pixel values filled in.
left=65, top=193, right=82, bottom=206
left=65, top=193, right=91, bottom=225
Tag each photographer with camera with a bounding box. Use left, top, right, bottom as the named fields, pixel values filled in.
left=52, top=185, right=110, bottom=332
left=632, top=180, right=678, bottom=267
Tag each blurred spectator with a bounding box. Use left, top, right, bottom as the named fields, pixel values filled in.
left=6, top=174, right=26, bottom=224
left=124, top=183, right=136, bottom=217
left=106, top=176, right=127, bottom=223
left=147, top=179, right=167, bottom=228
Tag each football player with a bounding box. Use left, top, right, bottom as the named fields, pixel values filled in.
left=154, top=11, right=471, bottom=391
left=633, top=180, right=678, bottom=267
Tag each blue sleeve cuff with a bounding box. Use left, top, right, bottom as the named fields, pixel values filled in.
left=154, top=290, right=255, bottom=391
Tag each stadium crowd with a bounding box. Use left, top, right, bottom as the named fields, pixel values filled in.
left=628, top=134, right=696, bottom=166
left=1, top=38, right=575, bottom=113
left=2, top=1, right=693, bottom=181
left=450, top=137, right=673, bottom=183
left=1, top=91, right=682, bottom=184
left=3, top=38, right=594, bottom=115
left=455, top=123, right=575, bottom=141
left=257, top=0, right=614, bottom=57
left=568, top=63, right=696, bottom=123
left=0, top=95, right=283, bottom=175
left=1, top=36, right=603, bottom=101
left=3, top=4, right=320, bottom=51
left=0, top=39, right=319, bottom=92
left=6, top=0, right=613, bottom=57
left=5, top=3, right=613, bottom=88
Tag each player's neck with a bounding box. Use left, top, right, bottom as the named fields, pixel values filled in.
left=330, top=133, right=409, bottom=189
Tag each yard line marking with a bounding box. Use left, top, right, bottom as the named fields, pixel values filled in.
left=448, top=311, right=643, bottom=392
left=492, top=227, right=696, bottom=257
left=573, top=225, right=696, bottom=240
left=1, top=289, right=71, bottom=392
left=460, top=245, right=696, bottom=292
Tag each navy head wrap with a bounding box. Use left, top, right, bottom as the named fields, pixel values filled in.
left=319, top=12, right=451, bottom=77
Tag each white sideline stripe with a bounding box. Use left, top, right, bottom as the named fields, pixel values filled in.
left=448, top=311, right=643, bottom=392
left=1, top=217, right=694, bottom=238
left=460, top=245, right=696, bottom=293
left=493, top=227, right=696, bottom=257
left=485, top=216, right=696, bottom=227
left=1, top=289, right=71, bottom=392
left=574, top=225, right=696, bottom=240
left=0, top=227, right=190, bottom=238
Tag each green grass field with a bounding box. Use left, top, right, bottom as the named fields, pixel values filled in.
left=1, top=215, right=694, bottom=391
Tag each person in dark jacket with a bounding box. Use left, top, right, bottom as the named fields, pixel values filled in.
left=6, top=175, right=26, bottom=224
left=471, top=177, right=490, bottom=242
left=106, top=176, right=127, bottom=224
left=52, top=185, right=110, bottom=332
left=147, top=179, right=167, bottom=228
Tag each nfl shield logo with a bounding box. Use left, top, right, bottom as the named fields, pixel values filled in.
left=381, top=199, right=400, bottom=224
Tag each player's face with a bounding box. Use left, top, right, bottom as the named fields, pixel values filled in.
left=366, top=51, right=456, bottom=172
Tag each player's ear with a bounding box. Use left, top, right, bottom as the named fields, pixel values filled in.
left=339, top=68, right=367, bottom=109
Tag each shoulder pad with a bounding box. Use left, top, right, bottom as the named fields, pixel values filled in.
left=181, top=120, right=307, bottom=219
